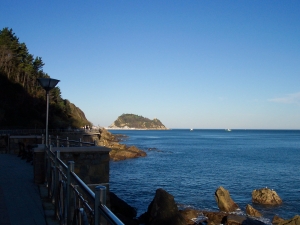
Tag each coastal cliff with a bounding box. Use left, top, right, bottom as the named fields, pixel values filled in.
left=109, top=113, right=167, bottom=130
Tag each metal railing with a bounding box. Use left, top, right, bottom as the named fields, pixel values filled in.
left=48, top=135, right=97, bottom=147
left=3, top=134, right=97, bottom=153
left=0, top=128, right=100, bottom=136
left=45, top=145, right=124, bottom=225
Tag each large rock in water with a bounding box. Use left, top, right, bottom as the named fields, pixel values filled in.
left=215, top=186, right=239, bottom=212
left=278, top=215, right=300, bottom=225
left=140, top=188, right=187, bottom=225
left=252, top=188, right=282, bottom=205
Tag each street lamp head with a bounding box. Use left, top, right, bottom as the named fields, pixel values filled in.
left=37, top=78, right=60, bottom=92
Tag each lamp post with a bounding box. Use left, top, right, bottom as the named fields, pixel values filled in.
left=37, top=78, right=60, bottom=147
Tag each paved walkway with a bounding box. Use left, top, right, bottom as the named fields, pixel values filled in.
left=0, top=153, right=58, bottom=225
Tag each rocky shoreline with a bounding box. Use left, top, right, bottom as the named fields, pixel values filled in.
left=109, top=186, right=299, bottom=225
left=106, top=127, right=170, bottom=130
left=97, top=128, right=147, bottom=161
left=95, top=129, right=299, bottom=225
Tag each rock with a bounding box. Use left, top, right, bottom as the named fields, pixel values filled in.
left=97, top=128, right=147, bottom=161
left=127, top=145, right=147, bottom=155
left=246, top=204, right=262, bottom=217
left=273, top=215, right=285, bottom=224
left=109, top=145, right=147, bottom=161
left=226, top=215, right=266, bottom=225
left=141, top=188, right=187, bottom=225
left=109, top=192, right=137, bottom=219
left=226, top=215, right=247, bottom=225
left=252, top=188, right=282, bottom=205
left=201, top=211, right=227, bottom=224
left=109, top=192, right=139, bottom=225
left=113, top=214, right=139, bottom=225
left=215, top=186, right=239, bottom=212
left=179, top=208, right=205, bottom=225
left=200, top=211, right=266, bottom=225
left=278, top=215, right=300, bottom=225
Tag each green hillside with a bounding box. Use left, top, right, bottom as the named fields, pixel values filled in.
left=109, top=114, right=167, bottom=129
left=0, top=27, right=92, bottom=129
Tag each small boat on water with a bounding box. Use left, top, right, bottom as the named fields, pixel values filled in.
left=190, top=128, right=193, bottom=131
left=226, top=129, right=231, bottom=132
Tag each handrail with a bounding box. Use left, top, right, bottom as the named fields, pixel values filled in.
left=48, top=135, right=96, bottom=147
left=0, top=128, right=100, bottom=135
left=45, top=145, right=124, bottom=225
left=98, top=204, right=124, bottom=225
left=70, top=171, right=95, bottom=200
left=5, top=134, right=96, bottom=152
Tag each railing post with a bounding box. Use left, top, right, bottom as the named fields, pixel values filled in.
left=67, top=137, right=69, bottom=147
left=100, top=186, right=106, bottom=205
left=7, top=134, right=10, bottom=153
left=52, top=151, right=60, bottom=204
left=94, top=186, right=100, bottom=225
left=95, top=186, right=107, bottom=225
left=56, top=136, right=59, bottom=147
left=46, top=146, right=52, bottom=190
left=94, top=140, right=96, bottom=146
left=79, top=138, right=82, bottom=147
left=67, top=161, right=74, bottom=225
left=44, top=145, right=47, bottom=185
left=42, top=134, right=44, bottom=144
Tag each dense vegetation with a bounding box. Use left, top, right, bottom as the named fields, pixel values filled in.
left=110, top=113, right=167, bottom=129
left=0, top=28, right=92, bottom=129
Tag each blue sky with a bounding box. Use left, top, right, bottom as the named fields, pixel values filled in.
left=1, top=1, right=300, bottom=129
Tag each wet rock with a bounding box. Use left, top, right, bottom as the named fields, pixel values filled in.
left=201, top=211, right=227, bottom=224
left=215, top=186, right=239, bottom=212
left=98, top=128, right=147, bottom=161
left=226, top=215, right=247, bottom=225
left=278, top=215, right=300, bottom=225
left=246, top=204, right=262, bottom=217
left=109, top=145, right=146, bottom=161
left=252, top=188, right=282, bottom=205
left=272, top=215, right=285, bottom=224
left=179, top=208, right=205, bottom=225
left=109, top=192, right=137, bottom=219
left=109, top=192, right=139, bottom=225
left=226, top=215, right=266, bottom=225
left=140, top=188, right=187, bottom=225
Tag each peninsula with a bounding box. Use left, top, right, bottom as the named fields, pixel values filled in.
left=108, top=113, right=168, bottom=130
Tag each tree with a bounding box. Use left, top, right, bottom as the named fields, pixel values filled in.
left=0, top=27, right=92, bottom=129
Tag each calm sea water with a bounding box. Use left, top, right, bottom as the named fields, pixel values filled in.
left=108, top=129, right=300, bottom=222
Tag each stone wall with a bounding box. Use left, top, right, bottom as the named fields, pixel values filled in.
left=51, top=146, right=110, bottom=185
left=0, top=135, right=8, bottom=153
left=7, top=135, right=42, bottom=154
left=52, top=146, right=111, bottom=206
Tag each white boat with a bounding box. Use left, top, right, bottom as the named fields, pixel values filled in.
left=190, top=128, right=193, bottom=131
left=226, top=129, right=231, bottom=132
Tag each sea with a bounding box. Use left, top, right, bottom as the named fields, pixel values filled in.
left=108, top=129, right=300, bottom=223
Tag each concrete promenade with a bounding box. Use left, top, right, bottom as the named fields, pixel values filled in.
left=0, top=153, right=58, bottom=225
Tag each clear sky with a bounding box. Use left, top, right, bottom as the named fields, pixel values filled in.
left=1, top=1, right=300, bottom=129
